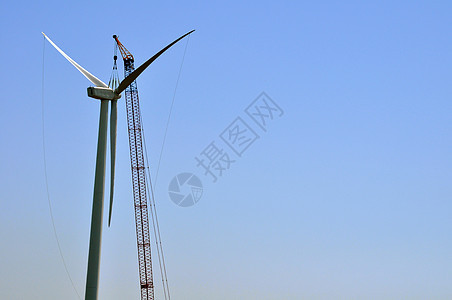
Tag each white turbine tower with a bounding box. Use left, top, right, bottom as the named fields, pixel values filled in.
left=42, top=30, right=194, bottom=300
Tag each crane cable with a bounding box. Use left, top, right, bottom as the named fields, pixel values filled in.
left=108, top=41, right=120, bottom=89
left=141, top=35, right=192, bottom=300
left=142, top=137, right=169, bottom=300
left=41, top=35, right=82, bottom=300
left=153, top=34, right=191, bottom=186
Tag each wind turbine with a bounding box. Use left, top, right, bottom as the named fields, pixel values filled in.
left=42, top=30, right=194, bottom=300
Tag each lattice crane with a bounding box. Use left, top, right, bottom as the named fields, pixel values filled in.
left=113, top=31, right=194, bottom=300
left=113, top=34, right=154, bottom=300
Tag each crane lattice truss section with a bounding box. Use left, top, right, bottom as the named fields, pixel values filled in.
left=115, top=36, right=154, bottom=300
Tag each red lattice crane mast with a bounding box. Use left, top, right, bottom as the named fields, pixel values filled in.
left=113, top=35, right=154, bottom=300
left=112, top=31, right=193, bottom=300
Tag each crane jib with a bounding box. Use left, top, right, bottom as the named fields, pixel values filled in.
left=113, top=31, right=193, bottom=300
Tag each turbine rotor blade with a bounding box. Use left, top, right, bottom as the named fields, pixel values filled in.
left=42, top=32, right=109, bottom=88
left=115, top=30, right=195, bottom=94
left=108, top=99, right=118, bottom=227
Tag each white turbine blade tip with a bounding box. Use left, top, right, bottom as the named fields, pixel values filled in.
left=42, top=33, right=108, bottom=88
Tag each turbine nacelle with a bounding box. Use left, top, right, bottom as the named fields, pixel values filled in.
left=87, top=86, right=121, bottom=100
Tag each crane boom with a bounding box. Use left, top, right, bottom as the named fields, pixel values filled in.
left=113, top=35, right=154, bottom=300
left=113, top=31, right=194, bottom=300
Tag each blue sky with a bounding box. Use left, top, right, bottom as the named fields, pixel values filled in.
left=1, top=1, right=451, bottom=299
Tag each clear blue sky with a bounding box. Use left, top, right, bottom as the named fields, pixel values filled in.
left=1, top=1, right=451, bottom=299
